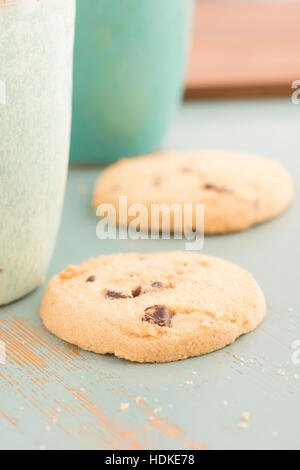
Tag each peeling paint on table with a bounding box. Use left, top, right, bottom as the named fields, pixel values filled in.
left=0, top=311, right=208, bottom=450
left=0, top=99, right=299, bottom=450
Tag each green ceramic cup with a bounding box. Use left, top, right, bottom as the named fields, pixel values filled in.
left=71, top=0, right=194, bottom=163
left=0, top=0, right=75, bottom=305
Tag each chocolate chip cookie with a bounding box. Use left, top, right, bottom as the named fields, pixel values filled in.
left=40, top=251, right=266, bottom=363
left=93, top=151, right=293, bottom=234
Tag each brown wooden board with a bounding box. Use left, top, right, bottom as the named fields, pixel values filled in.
left=185, top=0, right=300, bottom=99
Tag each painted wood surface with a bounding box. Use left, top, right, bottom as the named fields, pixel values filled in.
left=0, top=99, right=299, bottom=450
left=186, top=1, right=300, bottom=99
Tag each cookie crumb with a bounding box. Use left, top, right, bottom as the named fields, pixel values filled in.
left=242, top=412, right=250, bottom=422
left=120, top=402, right=130, bottom=411
left=294, top=374, right=299, bottom=380
left=224, top=401, right=229, bottom=407
left=277, top=369, right=286, bottom=376
left=239, top=422, right=249, bottom=430
left=185, top=380, right=193, bottom=385
left=136, top=396, right=143, bottom=404
left=154, top=407, right=162, bottom=414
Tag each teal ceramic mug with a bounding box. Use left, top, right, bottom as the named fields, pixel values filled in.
left=71, top=0, right=194, bottom=163
left=0, top=0, right=76, bottom=305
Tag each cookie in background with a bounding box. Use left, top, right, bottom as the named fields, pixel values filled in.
left=93, top=151, right=294, bottom=235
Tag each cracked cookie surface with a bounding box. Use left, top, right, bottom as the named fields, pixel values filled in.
left=40, top=251, right=266, bottom=363
left=93, top=151, right=294, bottom=234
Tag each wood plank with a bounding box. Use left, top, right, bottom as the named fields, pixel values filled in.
left=185, top=0, right=300, bottom=99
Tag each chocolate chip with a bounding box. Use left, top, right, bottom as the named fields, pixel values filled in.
left=204, top=184, right=232, bottom=193
left=0, top=269, right=3, bottom=273
left=142, top=305, right=172, bottom=327
left=151, top=281, right=164, bottom=289
left=86, top=275, right=96, bottom=282
left=106, top=290, right=131, bottom=299
left=132, top=286, right=142, bottom=298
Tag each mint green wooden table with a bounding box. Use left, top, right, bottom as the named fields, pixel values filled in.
left=0, top=99, right=299, bottom=450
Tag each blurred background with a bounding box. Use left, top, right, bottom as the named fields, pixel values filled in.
left=71, top=0, right=300, bottom=163
left=185, top=0, right=300, bottom=99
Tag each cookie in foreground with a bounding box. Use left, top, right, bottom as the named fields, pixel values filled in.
left=40, top=252, right=266, bottom=363
left=93, top=151, right=294, bottom=234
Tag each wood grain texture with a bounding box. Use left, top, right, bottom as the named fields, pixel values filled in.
left=185, top=0, right=300, bottom=99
